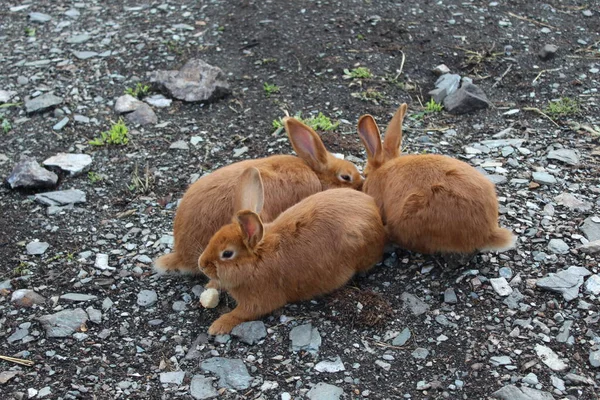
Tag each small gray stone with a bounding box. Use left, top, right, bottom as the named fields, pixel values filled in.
left=65, top=8, right=80, bottom=18
left=307, top=382, right=344, bottom=400
left=534, top=344, right=567, bottom=371
left=66, top=34, right=91, bottom=44
left=144, top=94, right=172, bottom=108
left=137, top=290, right=158, bottom=306
left=554, top=192, right=592, bottom=212
left=548, top=239, right=569, bottom=255
left=43, top=153, right=93, bottom=176
left=170, top=140, right=189, bottom=150
left=290, top=323, right=321, bottom=353
left=551, top=376, right=565, bottom=391
left=314, top=356, right=345, bottom=373
left=160, top=371, right=185, bottom=385
left=556, top=320, right=573, bottom=343
left=490, top=277, right=513, bottom=296
left=60, top=293, right=98, bottom=302
left=412, top=348, right=429, bottom=359
left=29, top=12, right=52, bottom=23
left=35, top=189, right=86, bottom=206
left=38, top=308, right=88, bottom=338
left=579, top=240, right=600, bottom=254
left=532, top=171, right=556, bottom=185
left=185, top=333, right=209, bottom=360
left=479, top=139, right=525, bottom=148
left=8, top=328, right=29, bottom=343
left=200, top=357, right=252, bottom=390
left=0, top=90, right=17, bottom=103
left=581, top=216, right=600, bottom=242
left=443, top=82, right=491, bottom=114
left=444, top=288, right=458, bottom=304
left=503, top=289, right=524, bottom=309
left=11, top=289, right=45, bottom=307
left=547, top=148, right=579, bottom=165
left=172, top=301, right=187, bottom=312
left=125, top=103, right=157, bottom=126
left=499, top=267, right=513, bottom=280
left=94, top=253, right=109, bottom=270
left=102, top=297, right=114, bottom=311
left=401, top=292, right=430, bottom=316
left=72, top=51, right=98, bottom=60
left=190, top=375, right=218, bottom=399
left=53, top=117, right=69, bottom=131
left=584, top=274, right=600, bottom=295
left=231, top=321, right=267, bottom=345
left=17, top=76, right=29, bottom=85
left=522, top=373, right=538, bottom=385
left=26, top=241, right=50, bottom=255
left=536, top=266, right=591, bottom=301
left=492, top=385, right=554, bottom=400
left=429, top=73, right=461, bottom=103
left=86, top=307, right=102, bottom=324
left=392, top=327, right=411, bottom=346
left=25, top=92, right=63, bottom=113
left=564, top=372, right=596, bottom=385
left=147, top=59, right=231, bottom=102
left=490, top=355, right=512, bottom=366
left=7, top=156, right=58, bottom=189
left=74, top=114, right=90, bottom=123
left=137, top=255, right=153, bottom=264
left=539, top=44, right=559, bottom=60
left=114, top=94, right=143, bottom=113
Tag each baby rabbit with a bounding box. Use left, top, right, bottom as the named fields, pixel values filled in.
left=357, top=103, right=516, bottom=256
left=154, top=118, right=363, bottom=275
left=199, top=167, right=385, bottom=335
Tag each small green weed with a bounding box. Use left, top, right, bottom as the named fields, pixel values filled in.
left=25, top=27, right=36, bottom=37
left=343, top=67, right=373, bottom=79
left=425, top=98, right=444, bottom=113
left=88, top=171, right=102, bottom=184
left=90, top=119, right=129, bottom=146
left=544, top=97, right=580, bottom=119
left=272, top=112, right=339, bottom=132
left=263, top=82, right=280, bottom=97
left=2, top=118, right=11, bottom=133
left=356, top=33, right=365, bottom=40
left=125, top=83, right=150, bottom=99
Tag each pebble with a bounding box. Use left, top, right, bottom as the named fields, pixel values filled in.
left=584, top=275, right=600, bottom=295
left=289, top=324, right=321, bottom=353
left=144, top=94, right=172, bottom=108
left=66, top=34, right=91, bottom=44
left=25, top=92, right=63, bottom=113
left=114, top=94, right=143, bottom=113
left=314, top=356, right=346, bottom=373
left=73, top=51, right=99, bottom=60
left=443, top=82, right=491, bottom=114
left=532, top=171, right=557, bottom=185
left=35, top=189, right=87, bottom=206
left=170, top=140, right=190, bottom=150
left=95, top=253, right=110, bottom=270
left=172, top=301, right=187, bottom=312
left=492, top=385, right=554, bottom=400
left=490, top=355, right=512, bottom=366
left=547, top=239, right=569, bottom=255
left=231, top=321, right=267, bottom=345
left=547, top=148, right=579, bottom=165
left=190, top=375, right=218, bottom=399
left=26, top=241, right=50, bottom=255
left=536, top=266, right=591, bottom=301
left=534, top=344, right=568, bottom=371
left=60, top=293, right=98, bottom=302
left=160, top=371, right=185, bottom=385
left=137, top=290, right=158, bottom=306
left=53, top=117, right=69, bottom=131
left=126, top=103, right=158, bottom=126
left=392, top=327, right=411, bottom=346
left=37, top=308, right=88, bottom=338
left=554, top=192, right=592, bottom=212
left=200, top=357, right=252, bottom=390
left=539, top=44, right=558, bottom=60
left=444, top=288, right=458, bottom=304
left=581, top=216, right=600, bottom=242
left=29, top=12, right=52, bottom=23
left=306, top=382, right=344, bottom=400
left=490, top=277, right=513, bottom=296
left=411, top=348, right=429, bottom=359
left=401, top=292, right=430, bottom=316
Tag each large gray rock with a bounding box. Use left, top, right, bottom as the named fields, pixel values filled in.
left=125, top=103, right=157, bottom=126
left=547, top=148, right=579, bottom=165
left=428, top=73, right=461, bottom=103
left=536, top=266, right=591, bottom=301
left=492, top=385, right=554, bottom=400
left=35, top=189, right=86, bottom=206
left=289, top=323, right=321, bottom=353
left=25, top=92, right=63, bottom=113
left=147, top=59, right=231, bottom=102
left=401, top=292, right=430, bottom=316
left=581, top=216, right=600, bottom=242
left=38, top=308, right=88, bottom=338
left=230, top=321, right=267, bottom=345
left=190, top=375, right=218, bottom=399
left=443, top=82, right=491, bottom=114
left=307, top=382, right=344, bottom=400
left=199, top=357, right=252, bottom=390
left=534, top=344, right=568, bottom=371
left=547, top=238, right=569, bottom=255
left=43, top=153, right=92, bottom=176
left=7, top=157, right=58, bottom=189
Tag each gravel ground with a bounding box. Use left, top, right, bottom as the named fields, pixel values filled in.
left=1, top=1, right=599, bottom=399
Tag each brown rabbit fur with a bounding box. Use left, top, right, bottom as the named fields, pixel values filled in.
left=357, top=103, right=516, bottom=255
left=198, top=167, right=386, bottom=335
left=154, top=117, right=363, bottom=275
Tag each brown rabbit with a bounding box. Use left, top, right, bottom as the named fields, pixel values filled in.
left=198, top=167, right=385, bottom=335
left=154, top=117, right=363, bottom=275
left=357, top=103, right=516, bottom=255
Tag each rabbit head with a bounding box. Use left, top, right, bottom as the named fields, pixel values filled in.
left=357, top=103, right=408, bottom=176
left=284, top=117, right=363, bottom=190
left=198, top=167, right=265, bottom=290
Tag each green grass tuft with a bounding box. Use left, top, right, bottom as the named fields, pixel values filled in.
left=90, top=119, right=129, bottom=146
left=544, top=97, right=580, bottom=119
left=343, top=67, right=373, bottom=79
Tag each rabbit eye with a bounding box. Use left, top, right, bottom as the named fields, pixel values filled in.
left=221, top=250, right=234, bottom=260
left=339, top=174, right=352, bottom=182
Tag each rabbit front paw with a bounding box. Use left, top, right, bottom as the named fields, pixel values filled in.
left=208, top=313, right=242, bottom=335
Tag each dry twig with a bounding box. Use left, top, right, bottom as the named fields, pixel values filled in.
left=506, top=12, right=556, bottom=29
left=522, top=107, right=560, bottom=128
left=0, top=355, right=35, bottom=366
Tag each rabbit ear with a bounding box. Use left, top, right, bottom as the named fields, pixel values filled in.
left=382, top=103, right=408, bottom=159
left=235, top=167, right=264, bottom=214
left=236, top=210, right=264, bottom=249
left=284, top=118, right=329, bottom=172
left=357, top=114, right=383, bottom=163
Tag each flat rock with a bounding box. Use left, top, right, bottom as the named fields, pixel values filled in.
left=490, top=356, right=512, bottom=366
left=412, top=347, right=429, bottom=359
left=7, top=156, right=58, bottom=189
left=8, top=328, right=29, bottom=343
left=588, top=350, right=600, bottom=367
left=86, top=307, right=102, bottom=324
left=547, top=148, right=579, bottom=165
left=160, top=371, right=185, bottom=385
left=581, top=216, right=600, bottom=242
left=490, top=277, right=513, bottom=296
left=147, top=59, right=231, bottom=102
left=314, top=356, right=345, bottom=373
left=584, top=274, right=600, bottom=295
left=0, top=371, right=20, bottom=384
left=43, top=153, right=92, bottom=176
left=137, top=290, right=158, bottom=306
left=536, top=266, right=591, bottom=301
left=185, top=333, right=209, bottom=360
left=479, top=139, right=525, bottom=148
left=230, top=321, right=267, bottom=345
left=53, top=117, right=69, bottom=131
left=26, top=241, right=50, bottom=255
left=554, top=192, right=592, bottom=212
left=94, top=253, right=110, bottom=270
left=444, top=288, right=458, bottom=304
left=11, top=289, right=46, bottom=307
left=125, top=103, right=157, bottom=126
left=392, top=327, right=411, bottom=346
left=492, top=385, right=554, bottom=400
left=443, top=82, right=491, bottom=114
left=25, top=92, right=63, bottom=113
left=144, top=94, right=172, bottom=108
left=38, top=308, right=88, bottom=338
left=170, top=140, right=189, bottom=150
left=579, top=240, right=600, bottom=254
left=534, top=344, right=568, bottom=371
left=29, top=12, right=52, bottom=23
left=307, top=382, right=344, bottom=400
left=290, top=323, right=321, bottom=353
left=35, top=189, right=86, bottom=206
left=66, top=34, right=91, bottom=44
left=72, top=51, right=98, bottom=60
left=532, top=171, right=557, bottom=185
left=547, top=238, right=569, bottom=254
left=401, top=292, right=430, bottom=316
left=114, top=94, right=143, bottom=113
left=190, top=375, right=218, bottom=399
left=200, top=357, right=252, bottom=390
left=0, top=90, right=17, bottom=103
left=429, top=73, right=461, bottom=103
left=564, top=372, right=596, bottom=385
left=60, top=293, right=98, bottom=302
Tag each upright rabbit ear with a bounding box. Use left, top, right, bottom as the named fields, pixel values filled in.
left=357, top=114, right=383, bottom=164
left=382, top=103, right=408, bottom=159
left=236, top=210, right=264, bottom=249
left=234, top=167, right=264, bottom=214
left=284, top=118, right=329, bottom=172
